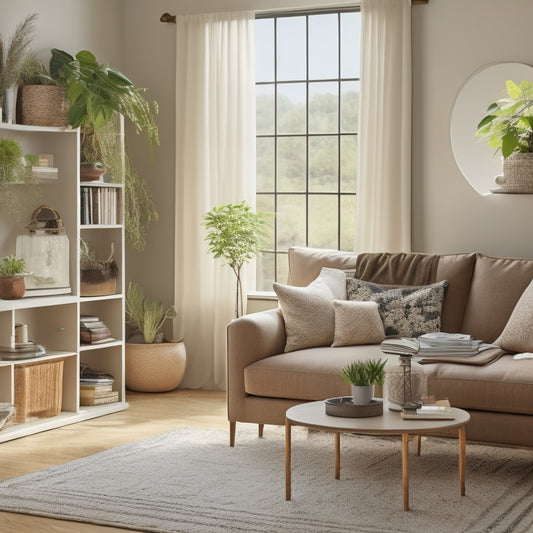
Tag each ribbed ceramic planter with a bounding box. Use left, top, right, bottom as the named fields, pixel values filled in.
left=351, top=384, right=375, bottom=405
left=125, top=341, right=186, bottom=392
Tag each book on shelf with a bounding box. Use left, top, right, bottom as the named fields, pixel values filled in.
left=80, top=319, right=113, bottom=344
left=80, top=185, right=119, bottom=225
left=80, top=390, right=119, bottom=406
left=80, top=383, right=113, bottom=392
left=401, top=405, right=455, bottom=420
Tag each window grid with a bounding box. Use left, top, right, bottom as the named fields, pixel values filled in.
left=256, top=10, right=360, bottom=290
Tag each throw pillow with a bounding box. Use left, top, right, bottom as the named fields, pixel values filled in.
left=499, top=278, right=533, bottom=352
left=273, top=276, right=335, bottom=352
left=331, top=300, right=385, bottom=347
left=319, top=267, right=347, bottom=300
left=346, top=278, right=448, bottom=337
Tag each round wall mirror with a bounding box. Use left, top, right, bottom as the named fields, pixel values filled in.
left=450, top=62, right=533, bottom=195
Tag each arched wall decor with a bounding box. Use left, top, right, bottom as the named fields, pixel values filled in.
left=450, top=62, right=533, bottom=195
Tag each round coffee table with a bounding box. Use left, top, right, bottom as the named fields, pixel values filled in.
left=285, top=401, right=470, bottom=511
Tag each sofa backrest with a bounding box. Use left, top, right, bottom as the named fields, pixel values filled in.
left=461, top=254, right=533, bottom=343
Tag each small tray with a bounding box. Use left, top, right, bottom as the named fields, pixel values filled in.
left=325, top=397, right=383, bottom=418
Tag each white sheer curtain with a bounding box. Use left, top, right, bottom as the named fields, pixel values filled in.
left=355, top=0, right=412, bottom=252
left=174, top=11, right=256, bottom=390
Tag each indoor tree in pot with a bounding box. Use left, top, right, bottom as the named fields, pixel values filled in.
left=0, top=254, right=26, bottom=299
left=341, top=358, right=387, bottom=405
left=125, top=282, right=186, bottom=392
left=476, top=79, right=533, bottom=192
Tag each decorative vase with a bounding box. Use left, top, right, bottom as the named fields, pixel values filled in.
left=4, top=84, right=17, bottom=124
left=0, top=275, right=25, bottom=299
left=351, top=384, right=374, bottom=405
left=125, top=340, right=186, bottom=392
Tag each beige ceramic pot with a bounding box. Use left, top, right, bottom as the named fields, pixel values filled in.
left=0, top=275, right=25, bottom=299
left=125, top=340, right=186, bottom=392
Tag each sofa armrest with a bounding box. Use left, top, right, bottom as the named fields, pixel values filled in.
left=226, top=308, right=286, bottom=420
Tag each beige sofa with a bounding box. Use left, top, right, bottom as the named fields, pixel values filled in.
left=227, top=246, right=533, bottom=448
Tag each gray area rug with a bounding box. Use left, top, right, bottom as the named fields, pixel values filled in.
left=0, top=425, right=532, bottom=533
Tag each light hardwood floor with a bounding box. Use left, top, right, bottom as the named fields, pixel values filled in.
left=0, top=389, right=228, bottom=533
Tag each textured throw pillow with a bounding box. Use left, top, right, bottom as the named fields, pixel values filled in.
left=499, top=278, right=533, bottom=352
left=331, top=300, right=385, bottom=347
left=273, top=276, right=335, bottom=352
left=346, top=278, right=448, bottom=337
left=319, top=267, right=347, bottom=300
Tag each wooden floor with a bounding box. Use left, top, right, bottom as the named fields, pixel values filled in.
left=0, top=389, right=228, bottom=533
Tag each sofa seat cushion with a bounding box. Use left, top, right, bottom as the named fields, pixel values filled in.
left=244, top=345, right=384, bottom=401
left=425, top=355, right=533, bottom=415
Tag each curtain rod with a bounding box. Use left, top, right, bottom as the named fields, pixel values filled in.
left=160, top=2, right=427, bottom=23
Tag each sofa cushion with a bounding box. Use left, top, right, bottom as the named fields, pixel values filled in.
left=461, top=254, right=533, bottom=343
left=244, top=345, right=384, bottom=400
left=499, top=278, right=533, bottom=353
left=332, top=300, right=385, bottom=347
left=346, top=279, right=448, bottom=337
left=273, top=276, right=334, bottom=352
left=287, top=246, right=358, bottom=286
left=425, top=355, right=533, bottom=416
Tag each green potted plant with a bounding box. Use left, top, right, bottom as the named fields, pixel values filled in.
left=0, top=254, right=26, bottom=299
left=125, top=282, right=186, bottom=392
left=341, top=358, right=387, bottom=405
left=476, top=79, right=533, bottom=191
left=203, top=201, right=267, bottom=318
left=49, top=48, right=159, bottom=251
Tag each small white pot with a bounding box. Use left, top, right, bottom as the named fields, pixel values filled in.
left=351, top=384, right=375, bottom=405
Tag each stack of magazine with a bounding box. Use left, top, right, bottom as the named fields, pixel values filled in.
left=418, top=332, right=493, bottom=357
left=381, top=337, right=420, bottom=356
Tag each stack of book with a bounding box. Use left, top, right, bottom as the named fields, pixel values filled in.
left=401, top=404, right=455, bottom=420
left=80, top=315, right=113, bottom=345
left=381, top=337, right=420, bottom=356
left=79, top=365, right=118, bottom=406
left=418, top=332, right=491, bottom=357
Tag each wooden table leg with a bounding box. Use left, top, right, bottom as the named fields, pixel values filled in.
left=285, top=418, right=291, bottom=501
left=402, top=433, right=409, bottom=511
left=459, top=426, right=466, bottom=496
left=335, top=432, right=340, bottom=479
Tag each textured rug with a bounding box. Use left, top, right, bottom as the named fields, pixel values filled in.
left=0, top=426, right=532, bottom=533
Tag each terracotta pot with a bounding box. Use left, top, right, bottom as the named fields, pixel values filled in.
left=80, top=165, right=106, bottom=182
left=0, top=275, right=25, bottom=299
left=125, top=340, right=186, bottom=392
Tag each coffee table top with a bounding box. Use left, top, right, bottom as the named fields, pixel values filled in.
left=286, top=401, right=470, bottom=435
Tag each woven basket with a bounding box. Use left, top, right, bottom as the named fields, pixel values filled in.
left=14, top=360, right=64, bottom=423
left=80, top=267, right=117, bottom=296
left=19, top=85, right=69, bottom=127
left=498, top=152, right=533, bottom=192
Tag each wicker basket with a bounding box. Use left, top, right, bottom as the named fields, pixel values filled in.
left=80, top=267, right=117, bottom=296
left=14, top=360, right=64, bottom=423
left=19, top=85, right=69, bottom=128
left=496, top=152, right=533, bottom=193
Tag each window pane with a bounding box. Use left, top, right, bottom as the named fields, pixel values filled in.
left=256, top=193, right=275, bottom=250
left=277, top=195, right=306, bottom=251
left=256, top=84, right=275, bottom=135
left=256, top=251, right=275, bottom=291
left=277, top=137, right=306, bottom=192
left=277, top=17, right=306, bottom=81
left=276, top=251, right=289, bottom=284
left=340, top=194, right=357, bottom=250
left=256, top=18, right=275, bottom=82
left=257, top=138, right=275, bottom=192
left=277, top=83, right=306, bottom=134
left=309, top=82, right=338, bottom=134
left=341, top=81, right=359, bottom=133
left=341, top=12, right=361, bottom=79
left=309, top=14, right=338, bottom=80
left=340, top=135, right=357, bottom=193
left=309, top=136, right=338, bottom=192
left=309, top=195, right=338, bottom=249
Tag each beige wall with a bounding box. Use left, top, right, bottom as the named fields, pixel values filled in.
left=4, top=0, right=533, bottom=326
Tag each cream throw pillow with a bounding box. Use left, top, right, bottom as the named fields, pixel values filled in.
left=332, top=300, right=385, bottom=347
left=273, top=276, right=334, bottom=352
left=499, top=278, right=533, bottom=352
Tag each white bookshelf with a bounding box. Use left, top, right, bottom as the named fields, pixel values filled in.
left=0, top=123, right=128, bottom=443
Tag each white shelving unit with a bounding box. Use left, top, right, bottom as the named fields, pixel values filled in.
left=0, top=123, right=128, bottom=443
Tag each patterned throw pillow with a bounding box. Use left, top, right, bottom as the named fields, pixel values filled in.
left=346, top=278, right=448, bottom=337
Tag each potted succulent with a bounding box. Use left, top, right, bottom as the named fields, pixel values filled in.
left=125, top=282, right=186, bottom=392
left=341, top=358, right=387, bottom=405
left=50, top=48, right=159, bottom=251
left=0, top=255, right=26, bottom=299
left=476, top=79, right=533, bottom=191
left=203, top=201, right=267, bottom=318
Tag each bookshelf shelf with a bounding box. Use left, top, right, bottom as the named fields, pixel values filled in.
left=0, top=123, right=128, bottom=443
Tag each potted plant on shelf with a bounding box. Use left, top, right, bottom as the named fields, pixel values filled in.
left=0, top=254, right=26, bottom=299
left=341, top=358, right=387, bottom=405
left=203, top=201, right=267, bottom=318
left=125, top=282, right=186, bottom=392
left=476, top=79, right=533, bottom=192
left=49, top=48, right=159, bottom=251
